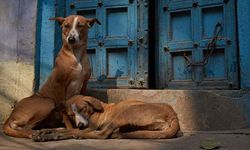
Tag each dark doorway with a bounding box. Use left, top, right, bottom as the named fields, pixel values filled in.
left=148, top=0, right=156, bottom=89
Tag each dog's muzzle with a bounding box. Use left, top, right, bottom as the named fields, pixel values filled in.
left=68, top=35, right=76, bottom=44
left=71, top=104, right=89, bottom=129
left=78, top=122, right=85, bottom=130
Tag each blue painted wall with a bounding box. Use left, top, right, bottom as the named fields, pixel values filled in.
left=237, top=0, right=250, bottom=89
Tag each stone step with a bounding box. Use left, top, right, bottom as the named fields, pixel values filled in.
left=88, top=89, right=250, bottom=131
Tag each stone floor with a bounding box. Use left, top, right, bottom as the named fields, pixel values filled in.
left=0, top=127, right=250, bottom=150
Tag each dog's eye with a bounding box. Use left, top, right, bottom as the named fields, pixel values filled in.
left=79, top=105, right=87, bottom=112
left=69, top=112, right=75, bottom=116
left=78, top=23, right=85, bottom=28
left=64, top=24, right=70, bottom=28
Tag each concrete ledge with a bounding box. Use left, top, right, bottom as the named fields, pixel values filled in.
left=88, top=89, right=250, bottom=131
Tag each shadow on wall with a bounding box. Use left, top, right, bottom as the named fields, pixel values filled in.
left=0, top=42, right=35, bottom=123
left=0, top=61, right=34, bottom=123
left=176, top=91, right=246, bottom=131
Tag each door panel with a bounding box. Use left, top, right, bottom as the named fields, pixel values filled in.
left=171, top=11, right=192, bottom=41
left=158, top=0, right=238, bottom=89
left=66, top=0, right=148, bottom=88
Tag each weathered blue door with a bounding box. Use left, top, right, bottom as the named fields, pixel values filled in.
left=65, top=0, right=148, bottom=88
left=158, top=0, right=238, bottom=89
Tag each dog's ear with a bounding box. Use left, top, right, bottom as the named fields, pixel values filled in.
left=49, top=17, right=65, bottom=26
left=83, top=97, right=103, bottom=112
left=86, top=18, right=101, bottom=28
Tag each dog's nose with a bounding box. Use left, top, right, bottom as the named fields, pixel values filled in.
left=78, top=122, right=85, bottom=130
left=68, top=36, right=76, bottom=44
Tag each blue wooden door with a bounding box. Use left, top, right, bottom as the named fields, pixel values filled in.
left=158, top=0, right=238, bottom=89
left=65, top=0, right=148, bottom=88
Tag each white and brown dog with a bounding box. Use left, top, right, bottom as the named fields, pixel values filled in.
left=32, top=95, right=180, bottom=141
left=3, top=15, right=100, bottom=139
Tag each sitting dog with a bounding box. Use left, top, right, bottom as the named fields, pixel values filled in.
left=32, top=95, right=180, bottom=141
left=2, top=15, right=101, bottom=138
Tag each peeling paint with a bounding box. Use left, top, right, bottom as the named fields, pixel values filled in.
left=0, top=0, right=37, bottom=123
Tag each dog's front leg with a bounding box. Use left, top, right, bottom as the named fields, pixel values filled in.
left=32, top=128, right=94, bottom=142
left=80, top=80, right=88, bottom=95
left=110, top=128, right=121, bottom=139
left=77, top=123, right=117, bottom=139
left=62, top=112, right=74, bottom=129
left=32, top=129, right=78, bottom=142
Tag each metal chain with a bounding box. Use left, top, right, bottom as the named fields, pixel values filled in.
left=184, top=22, right=223, bottom=67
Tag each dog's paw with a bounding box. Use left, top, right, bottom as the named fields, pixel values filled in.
left=32, top=133, right=44, bottom=142
left=110, top=131, right=121, bottom=139
left=32, top=132, right=59, bottom=142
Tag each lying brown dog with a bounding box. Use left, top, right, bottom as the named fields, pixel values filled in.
left=32, top=95, right=180, bottom=141
left=3, top=15, right=100, bottom=138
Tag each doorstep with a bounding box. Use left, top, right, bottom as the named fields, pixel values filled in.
left=88, top=89, right=250, bottom=131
